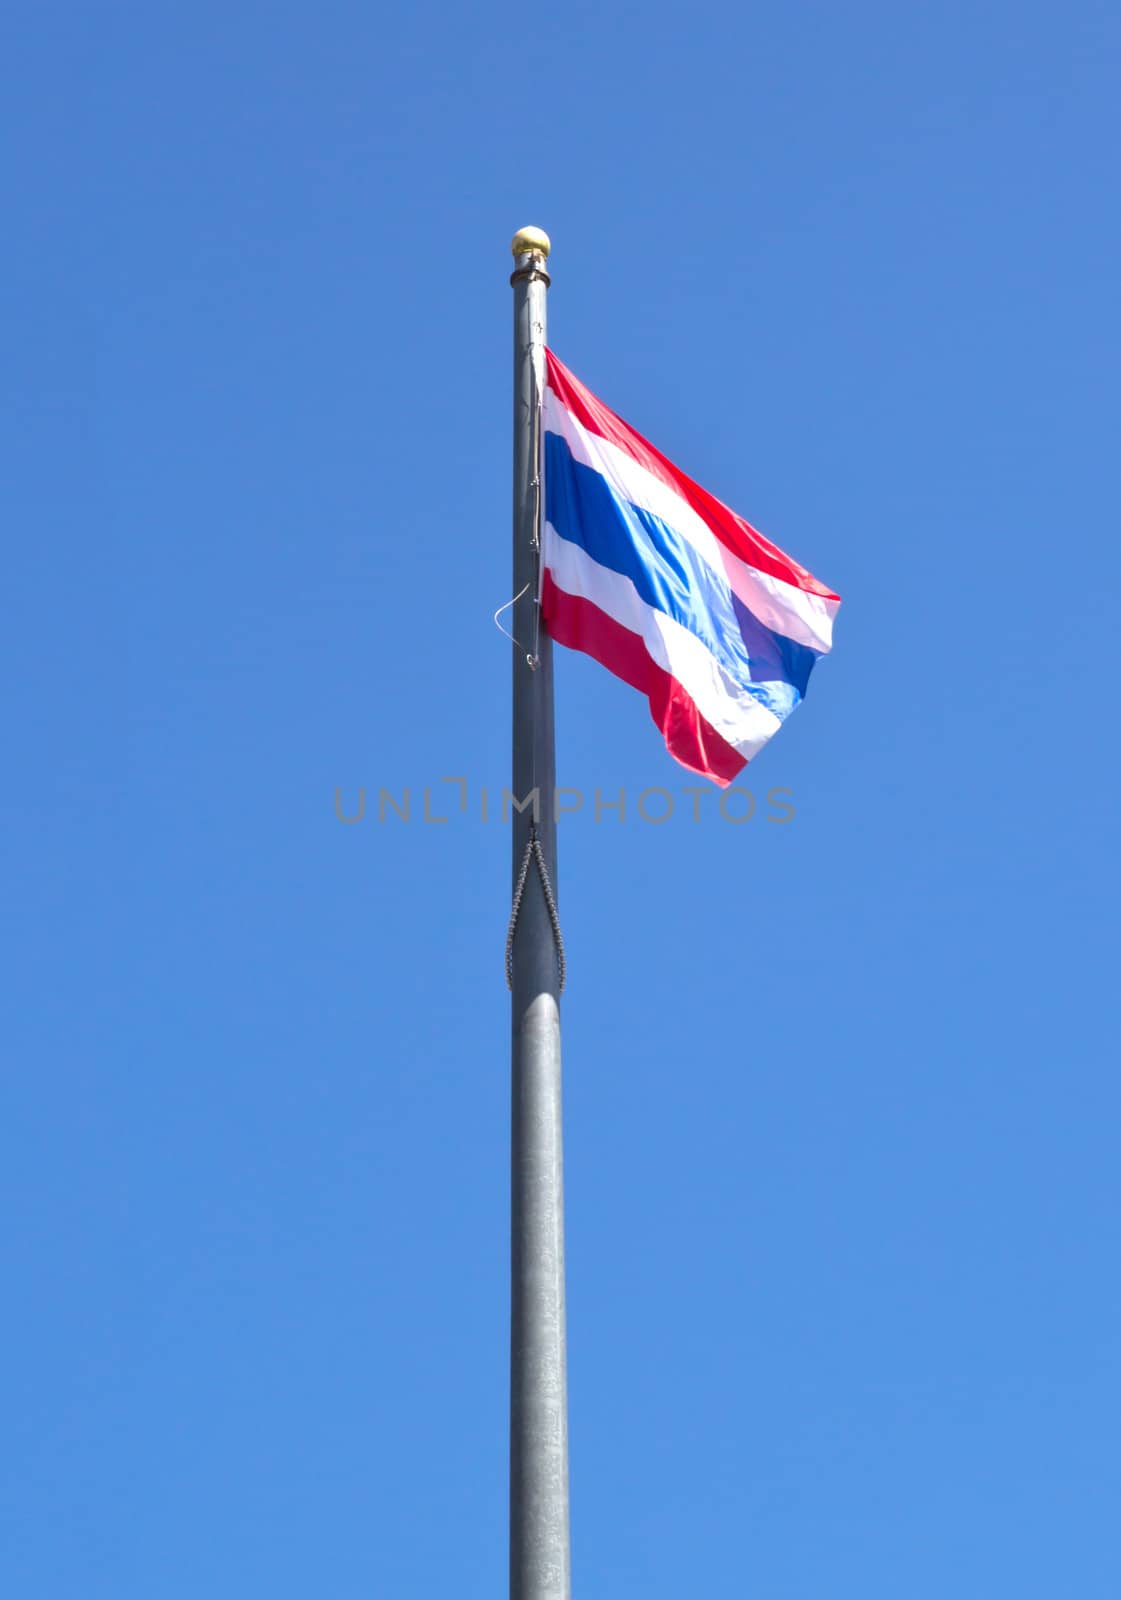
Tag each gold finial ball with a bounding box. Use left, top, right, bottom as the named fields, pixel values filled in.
left=511, top=226, right=551, bottom=259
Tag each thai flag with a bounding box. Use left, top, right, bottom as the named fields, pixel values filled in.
left=541, top=351, right=841, bottom=787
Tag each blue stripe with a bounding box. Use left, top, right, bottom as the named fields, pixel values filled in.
left=545, top=432, right=820, bottom=721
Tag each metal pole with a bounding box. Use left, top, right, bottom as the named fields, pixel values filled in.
left=509, top=226, right=570, bottom=1600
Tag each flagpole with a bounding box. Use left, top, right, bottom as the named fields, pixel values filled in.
left=508, top=226, right=570, bottom=1600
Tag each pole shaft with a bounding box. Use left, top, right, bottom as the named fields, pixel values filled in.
left=509, top=237, right=570, bottom=1600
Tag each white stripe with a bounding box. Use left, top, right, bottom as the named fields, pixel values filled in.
left=544, top=388, right=838, bottom=654
left=544, top=526, right=784, bottom=760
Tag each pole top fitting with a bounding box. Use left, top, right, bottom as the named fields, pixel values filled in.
left=511, top=226, right=551, bottom=260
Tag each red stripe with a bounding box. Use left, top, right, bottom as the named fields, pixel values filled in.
left=541, top=573, right=747, bottom=788
left=544, top=349, right=839, bottom=601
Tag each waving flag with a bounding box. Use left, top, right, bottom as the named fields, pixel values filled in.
left=541, top=350, right=840, bottom=786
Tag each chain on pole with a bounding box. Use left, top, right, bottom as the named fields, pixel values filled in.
left=505, top=824, right=566, bottom=994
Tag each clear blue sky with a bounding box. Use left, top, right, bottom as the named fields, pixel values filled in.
left=3, top=2, right=1119, bottom=1594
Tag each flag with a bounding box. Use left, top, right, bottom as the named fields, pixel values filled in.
left=541, top=351, right=840, bottom=786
